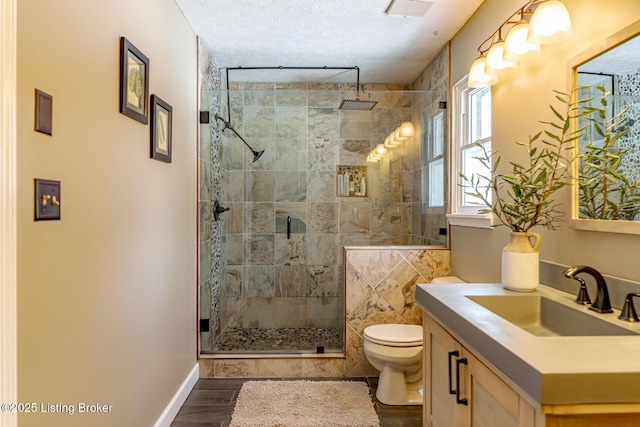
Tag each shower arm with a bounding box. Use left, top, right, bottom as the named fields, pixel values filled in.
left=219, top=65, right=361, bottom=124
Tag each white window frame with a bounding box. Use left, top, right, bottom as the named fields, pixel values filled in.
left=447, top=76, right=494, bottom=228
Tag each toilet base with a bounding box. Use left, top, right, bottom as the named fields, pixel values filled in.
left=376, top=367, right=423, bottom=406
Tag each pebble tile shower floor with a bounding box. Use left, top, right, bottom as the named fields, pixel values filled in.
left=170, top=377, right=422, bottom=427
left=212, top=327, right=343, bottom=353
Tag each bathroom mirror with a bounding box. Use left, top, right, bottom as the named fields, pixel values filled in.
left=569, top=20, right=640, bottom=235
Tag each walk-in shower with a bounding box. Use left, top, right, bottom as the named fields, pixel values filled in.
left=198, top=77, right=447, bottom=355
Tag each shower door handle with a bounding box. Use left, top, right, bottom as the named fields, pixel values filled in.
left=287, top=216, right=291, bottom=239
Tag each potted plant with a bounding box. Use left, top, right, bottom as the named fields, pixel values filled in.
left=461, top=90, right=588, bottom=291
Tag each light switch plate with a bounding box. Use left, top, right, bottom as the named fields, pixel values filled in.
left=34, top=178, right=61, bottom=220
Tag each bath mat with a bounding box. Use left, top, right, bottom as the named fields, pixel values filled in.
left=229, top=380, right=380, bottom=427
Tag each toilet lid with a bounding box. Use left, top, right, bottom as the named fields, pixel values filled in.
left=364, top=324, right=423, bottom=347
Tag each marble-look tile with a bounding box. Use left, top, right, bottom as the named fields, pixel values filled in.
left=400, top=249, right=451, bottom=280
left=228, top=88, right=243, bottom=107
left=276, top=89, right=308, bottom=107
left=248, top=234, right=274, bottom=265
left=301, top=358, right=345, bottom=377
left=401, top=171, right=413, bottom=202
left=344, top=324, right=365, bottom=375
left=345, top=262, right=373, bottom=313
left=308, top=108, right=339, bottom=139
left=200, top=282, right=211, bottom=319
left=257, top=359, right=302, bottom=377
left=345, top=355, right=378, bottom=378
left=272, top=297, right=307, bottom=328
left=199, top=241, right=212, bottom=286
left=245, top=171, right=275, bottom=202
left=275, top=234, right=307, bottom=265
left=375, top=260, right=425, bottom=318
left=241, top=297, right=275, bottom=328
left=307, top=265, right=340, bottom=297
left=200, top=158, right=212, bottom=201
left=244, top=106, right=276, bottom=138
left=346, top=249, right=402, bottom=287
left=340, top=139, right=370, bottom=165
left=275, top=202, right=307, bottom=234
left=199, top=123, right=212, bottom=160
left=198, top=359, right=216, bottom=378
left=225, top=234, right=244, bottom=265
left=276, top=107, right=308, bottom=139
left=244, top=82, right=275, bottom=91
left=244, top=89, right=275, bottom=106
left=226, top=202, right=244, bottom=234
left=224, top=170, right=244, bottom=202
left=225, top=267, right=242, bottom=297
left=307, top=171, right=335, bottom=202
left=308, top=139, right=339, bottom=171
left=244, top=138, right=275, bottom=171
left=307, top=234, right=340, bottom=266
left=199, top=201, right=212, bottom=243
left=221, top=135, right=244, bottom=170
left=275, top=265, right=308, bottom=296
left=346, top=290, right=404, bottom=337
left=275, top=172, right=307, bottom=202
left=339, top=201, right=371, bottom=234
left=213, top=359, right=259, bottom=377
left=243, top=266, right=275, bottom=298
left=307, top=297, right=340, bottom=328
left=308, top=84, right=339, bottom=107
left=340, top=110, right=371, bottom=140
left=308, top=202, right=338, bottom=233
left=249, top=203, right=275, bottom=234
left=275, top=139, right=303, bottom=171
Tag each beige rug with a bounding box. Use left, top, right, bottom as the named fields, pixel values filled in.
left=229, top=380, right=381, bottom=427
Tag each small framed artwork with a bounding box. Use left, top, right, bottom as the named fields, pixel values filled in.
left=150, top=95, right=172, bottom=163
left=35, top=89, right=53, bottom=135
left=119, top=37, right=149, bottom=124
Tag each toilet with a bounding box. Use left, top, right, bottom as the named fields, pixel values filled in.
left=363, top=323, right=423, bottom=406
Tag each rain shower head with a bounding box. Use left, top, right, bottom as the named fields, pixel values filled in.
left=338, top=66, right=377, bottom=110
left=339, top=98, right=378, bottom=111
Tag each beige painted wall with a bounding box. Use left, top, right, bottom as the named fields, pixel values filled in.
left=17, top=0, right=197, bottom=425
left=450, top=0, right=640, bottom=283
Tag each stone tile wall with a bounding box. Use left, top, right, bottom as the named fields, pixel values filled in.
left=199, top=246, right=451, bottom=377
left=218, top=83, right=419, bottom=340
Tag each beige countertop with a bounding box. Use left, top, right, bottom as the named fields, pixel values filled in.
left=416, top=282, right=640, bottom=406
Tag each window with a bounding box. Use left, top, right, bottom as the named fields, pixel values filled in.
left=448, top=77, right=493, bottom=228
left=421, top=110, right=446, bottom=210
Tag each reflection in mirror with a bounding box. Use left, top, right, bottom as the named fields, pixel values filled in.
left=571, top=21, right=640, bottom=234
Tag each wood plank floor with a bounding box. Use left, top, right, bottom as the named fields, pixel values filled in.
left=171, top=377, right=422, bottom=427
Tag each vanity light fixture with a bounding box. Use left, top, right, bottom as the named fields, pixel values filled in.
left=467, top=0, right=572, bottom=88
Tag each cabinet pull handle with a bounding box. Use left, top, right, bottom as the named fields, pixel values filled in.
left=448, top=350, right=459, bottom=395
left=455, top=357, right=468, bottom=406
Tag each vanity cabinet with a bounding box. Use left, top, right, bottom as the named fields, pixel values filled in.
left=423, top=315, right=536, bottom=427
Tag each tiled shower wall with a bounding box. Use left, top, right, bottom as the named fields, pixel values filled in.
left=217, top=83, right=422, bottom=341
left=198, top=246, right=451, bottom=377
left=198, top=41, right=222, bottom=352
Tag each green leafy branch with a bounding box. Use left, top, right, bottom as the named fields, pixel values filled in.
left=578, top=85, right=640, bottom=220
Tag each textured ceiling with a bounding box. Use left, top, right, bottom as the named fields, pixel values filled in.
left=173, top=0, right=484, bottom=83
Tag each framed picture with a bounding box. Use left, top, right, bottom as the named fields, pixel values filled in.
left=119, top=37, right=149, bottom=124
left=150, top=95, right=172, bottom=163
left=35, top=89, right=53, bottom=135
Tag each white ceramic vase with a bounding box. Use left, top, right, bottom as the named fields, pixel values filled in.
left=501, top=231, right=541, bottom=292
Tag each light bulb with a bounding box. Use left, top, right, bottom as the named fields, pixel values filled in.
left=504, top=21, right=541, bottom=62
left=485, top=40, right=516, bottom=76
left=468, top=55, right=498, bottom=88
left=398, top=122, right=415, bottom=138
left=528, top=0, right=572, bottom=44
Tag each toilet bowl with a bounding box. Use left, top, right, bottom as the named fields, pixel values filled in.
left=363, top=323, right=423, bottom=406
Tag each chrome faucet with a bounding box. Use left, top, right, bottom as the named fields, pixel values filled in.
left=563, top=266, right=613, bottom=313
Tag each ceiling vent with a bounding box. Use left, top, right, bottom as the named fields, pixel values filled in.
left=385, top=0, right=434, bottom=17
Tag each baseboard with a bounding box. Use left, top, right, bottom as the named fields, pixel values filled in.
left=153, top=363, right=199, bottom=427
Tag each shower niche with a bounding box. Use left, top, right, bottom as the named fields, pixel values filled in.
left=337, top=165, right=367, bottom=197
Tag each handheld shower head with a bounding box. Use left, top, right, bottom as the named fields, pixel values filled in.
left=214, top=114, right=265, bottom=163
